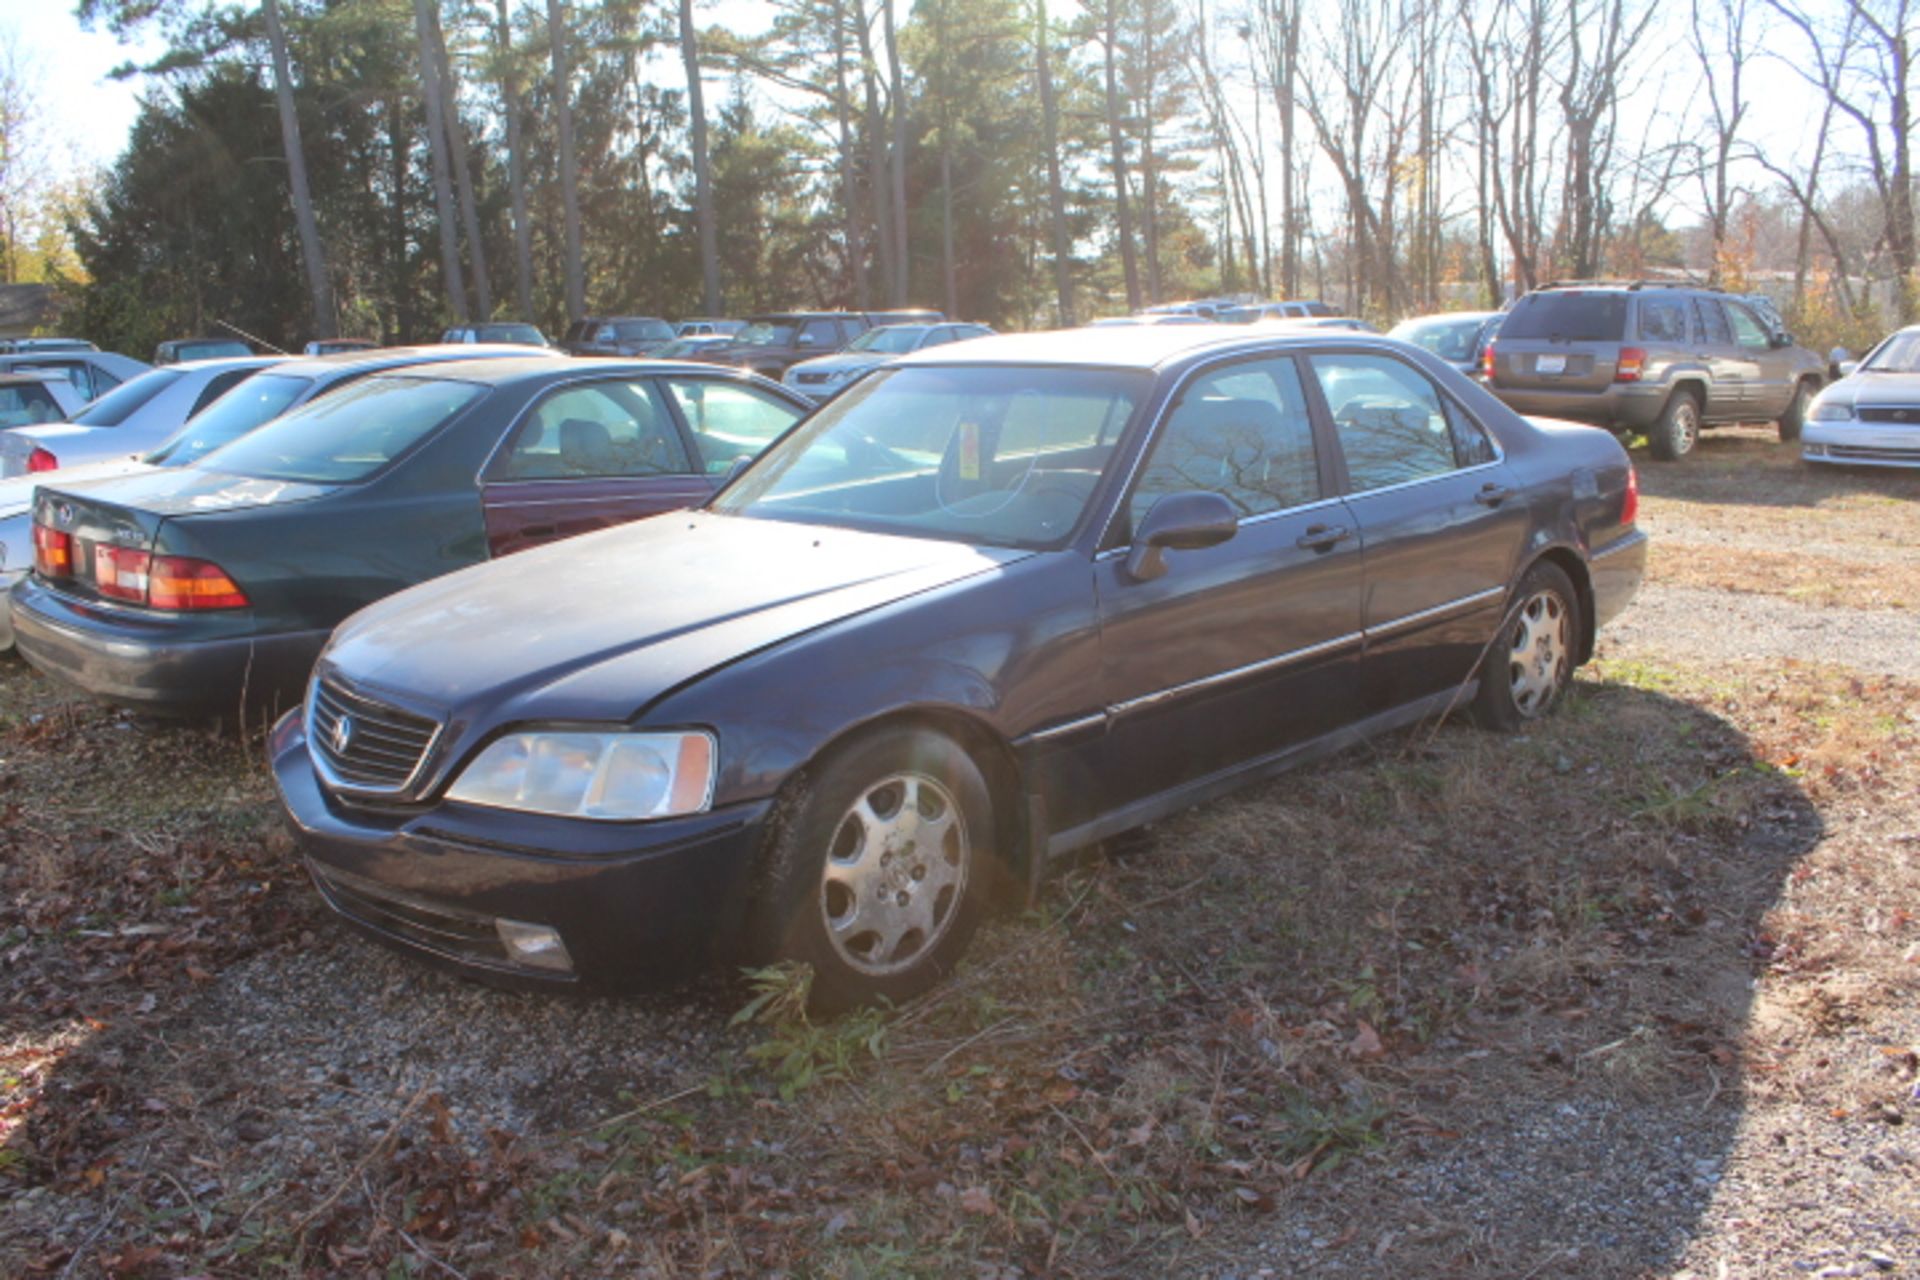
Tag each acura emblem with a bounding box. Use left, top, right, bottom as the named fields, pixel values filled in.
left=332, top=716, right=354, bottom=756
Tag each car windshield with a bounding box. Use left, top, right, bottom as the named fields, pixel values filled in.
left=143, top=373, right=312, bottom=466
left=194, top=375, right=483, bottom=484
left=1861, top=332, right=1920, bottom=372
left=614, top=319, right=674, bottom=342
left=69, top=369, right=185, bottom=427
left=848, top=327, right=926, bottom=354
left=478, top=324, right=545, bottom=345
left=713, top=365, right=1147, bottom=549
left=1390, top=316, right=1488, bottom=361
left=737, top=322, right=797, bottom=346
left=1500, top=293, right=1628, bottom=342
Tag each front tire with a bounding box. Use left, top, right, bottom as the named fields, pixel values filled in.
left=1648, top=390, right=1702, bottom=461
left=755, top=727, right=993, bottom=1012
left=1474, top=562, right=1580, bottom=731
left=1778, top=379, right=1814, bottom=442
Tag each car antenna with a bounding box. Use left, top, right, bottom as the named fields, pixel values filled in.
left=211, top=318, right=290, bottom=356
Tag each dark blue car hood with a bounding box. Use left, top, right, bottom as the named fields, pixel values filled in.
left=319, top=512, right=1028, bottom=725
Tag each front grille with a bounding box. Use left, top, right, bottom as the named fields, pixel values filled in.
left=309, top=675, right=440, bottom=792
left=1856, top=407, right=1920, bottom=424
left=1830, top=444, right=1920, bottom=462
left=308, top=861, right=511, bottom=966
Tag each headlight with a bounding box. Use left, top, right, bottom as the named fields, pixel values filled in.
left=446, top=730, right=716, bottom=820
left=1811, top=399, right=1855, bottom=421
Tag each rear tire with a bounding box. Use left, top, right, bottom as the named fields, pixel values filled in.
left=1778, top=380, right=1814, bottom=443
left=1648, top=390, right=1702, bottom=461
left=1473, top=562, right=1581, bottom=732
left=753, top=726, right=994, bottom=1013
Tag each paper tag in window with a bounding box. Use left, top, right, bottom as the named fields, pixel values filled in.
left=957, top=421, right=981, bottom=480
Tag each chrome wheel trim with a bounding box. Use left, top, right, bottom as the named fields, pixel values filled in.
left=1507, top=589, right=1571, bottom=717
left=1673, top=400, right=1700, bottom=453
left=819, top=771, right=969, bottom=977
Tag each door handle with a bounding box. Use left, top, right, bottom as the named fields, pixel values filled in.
left=1296, top=523, right=1353, bottom=552
left=1474, top=483, right=1516, bottom=507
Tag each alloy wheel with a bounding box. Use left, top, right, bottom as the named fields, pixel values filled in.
left=819, top=772, right=969, bottom=976
left=1507, top=589, right=1570, bottom=717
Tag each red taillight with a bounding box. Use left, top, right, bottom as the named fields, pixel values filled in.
left=1621, top=464, right=1640, bottom=526
left=27, top=447, right=58, bottom=473
left=92, top=544, right=151, bottom=602
left=1481, top=341, right=1496, bottom=380
left=147, top=555, right=249, bottom=611
left=31, top=522, right=72, bottom=576
left=1615, top=347, right=1647, bottom=383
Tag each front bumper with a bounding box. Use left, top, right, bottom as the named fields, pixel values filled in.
left=9, top=575, right=328, bottom=714
left=1491, top=383, right=1667, bottom=431
left=268, top=711, right=775, bottom=990
left=1802, top=421, right=1920, bottom=468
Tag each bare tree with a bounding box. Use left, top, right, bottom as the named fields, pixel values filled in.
left=1688, top=0, right=1755, bottom=284
left=1036, top=0, right=1074, bottom=322
left=431, top=3, right=491, bottom=317
left=1555, top=0, right=1656, bottom=278
left=881, top=0, right=910, bottom=303
left=1098, top=0, right=1143, bottom=310
left=413, top=0, right=468, bottom=321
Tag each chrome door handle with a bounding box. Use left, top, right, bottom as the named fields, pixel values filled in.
left=1296, top=524, right=1353, bottom=552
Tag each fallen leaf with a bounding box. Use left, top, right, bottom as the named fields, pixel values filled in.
left=958, top=1185, right=995, bottom=1216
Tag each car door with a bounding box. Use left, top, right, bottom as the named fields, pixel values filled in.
left=1304, top=350, right=1530, bottom=715
left=1094, top=353, right=1364, bottom=809
left=661, top=375, right=806, bottom=477
left=1725, top=299, right=1792, bottom=418
left=1691, top=298, right=1748, bottom=419
left=480, top=378, right=713, bottom=556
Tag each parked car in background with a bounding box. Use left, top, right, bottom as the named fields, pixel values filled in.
left=0, top=372, right=83, bottom=430
left=864, top=309, right=946, bottom=327
left=1256, top=316, right=1379, bottom=333
left=1389, top=310, right=1505, bottom=378
left=654, top=335, right=737, bottom=360
left=782, top=321, right=994, bottom=401
left=1802, top=323, right=1920, bottom=469
left=1087, top=313, right=1214, bottom=327
left=267, top=325, right=1644, bottom=1004
left=0, top=338, right=98, bottom=355
left=0, top=357, right=277, bottom=479
left=1141, top=301, right=1225, bottom=320
left=1483, top=282, right=1828, bottom=461
left=692, top=312, right=874, bottom=377
left=304, top=338, right=379, bottom=356
left=440, top=322, right=549, bottom=347
left=155, top=338, right=251, bottom=365
left=2, top=350, right=150, bottom=402
left=560, top=316, right=677, bottom=357
left=1219, top=300, right=1337, bottom=322
left=675, top=319, right=745, bottom=338
left=12, top=358, right=809, bottom=714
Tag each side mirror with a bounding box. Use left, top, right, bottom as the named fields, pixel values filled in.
left=1769, top=331, right=1794, bottom=349
left=1838, top=360, right=1859, bottom=378
left=1124, top=491, right=1239, bottom=582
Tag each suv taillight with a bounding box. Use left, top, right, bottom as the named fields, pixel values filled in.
left=1481, top=341, right=1496, bottom=380
left=1621, top=464, right=1640, bottom=526
left=1615, top=347, right=1647, bottom=383
left=31, top=522, right=72, bottom=577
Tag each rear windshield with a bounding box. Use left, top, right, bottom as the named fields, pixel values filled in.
left=477, top=324, right=546, bottom=346
left=0, top=382, right=62, bottom=427
left=1501, top=292, right=1628, bottom=342
left=69, top=369, right=185, bottom=427
left=1389, top=316, right=1489, bottom=362
left=614, top=319, right=674, bottom=342
left=195, top=375, right=483, bottom=483
left=144, top=373, right=311, bottom=466
left=737, top=322, right=798, bottom=346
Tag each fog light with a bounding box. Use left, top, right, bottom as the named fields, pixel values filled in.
left=495, top=918, right=574, bottom=973
left=1803, top=443, right=1827, bottom=457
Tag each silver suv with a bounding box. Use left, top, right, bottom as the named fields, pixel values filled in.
left=1485, top=282, right=1827, bottom=460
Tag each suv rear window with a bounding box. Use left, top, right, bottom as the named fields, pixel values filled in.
left=1501, top=293, right=1628, bottom=342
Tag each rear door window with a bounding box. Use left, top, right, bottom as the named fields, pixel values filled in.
left=1638, top=299, right=1689, bottom=343
left=1310, top=353, right=1464, bottom=491
left=1500, top=293, right=1628, bottom=342
left=496, top=380, right=690, bottom=480
left=1694, top=299, right=1733, bottom=346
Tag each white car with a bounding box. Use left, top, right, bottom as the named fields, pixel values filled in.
left=0, top=357, right=278, bottom=479
left=1803, top=325, right=1920, bottom=468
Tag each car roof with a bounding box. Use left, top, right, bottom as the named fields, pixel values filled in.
left=258, top=344, right=560, bottom=377
left=899, top=325, right=1397, bottom=371
left=379, top=355, right=772, bottom=385
left=167, top=355, right=286, bottom=373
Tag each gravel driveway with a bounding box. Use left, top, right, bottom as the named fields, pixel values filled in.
left=1601, top=581, right=1920, bottom=678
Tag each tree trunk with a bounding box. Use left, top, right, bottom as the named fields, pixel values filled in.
left=546, top=0, right=584, bottom=323
left=679, top=0, right=721, bottom=314
left=493, top=0, right=534, bottom=319
left=1141, top=10, right=1160, bottom=304
left=831, top=0, right=869, bottom=307
left=856, top=3, right=895, bottom=306
left=881, top=0, right=909, bottom=304
left=1101, top=0, right=1141, bottom=311
left=432, top=4, right=492, bottom=318
left=1036, top=0, right=1073, bottom=323
left=412, top=0, right=468, bottom=321
left=263, top=0, right=335, bottom=337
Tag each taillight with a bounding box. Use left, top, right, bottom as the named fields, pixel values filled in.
left=31, top=523, right=72, bottom=576
left=1621, top=464, right=1640, bottom=526
left=27, top=447, right=58, bottom=473
left=92, top=544, right=151, bottom=602
left=147, top=556, right=249, bottom=610
left=1615, top=347, right=1647, bottom=383
left=1481, top=341, right=1496, bottom=380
